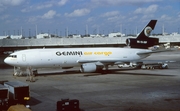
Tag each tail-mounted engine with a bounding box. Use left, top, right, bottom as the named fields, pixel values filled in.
left=126, top=37, right=159, bottom=49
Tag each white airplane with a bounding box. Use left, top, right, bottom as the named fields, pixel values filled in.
left=4, top=20, right=162, bottom=75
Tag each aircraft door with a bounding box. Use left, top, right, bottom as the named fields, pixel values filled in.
left=22, top=54, right=26, bottom=62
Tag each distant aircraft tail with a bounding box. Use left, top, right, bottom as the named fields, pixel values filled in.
left=126, top=20, right=159, bottom=49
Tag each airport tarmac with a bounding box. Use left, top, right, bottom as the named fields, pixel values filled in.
left=0, top=50, right=180, bottom=111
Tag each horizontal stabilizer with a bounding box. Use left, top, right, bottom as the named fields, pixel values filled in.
left=137, top=48, right=176, bottom=55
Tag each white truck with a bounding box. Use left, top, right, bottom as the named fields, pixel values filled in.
left=118, top=62, right=143, bottom=68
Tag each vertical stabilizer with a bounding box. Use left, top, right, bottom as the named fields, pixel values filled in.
left=126, top=20, right=159, bottom=49
left=137, top=20, right=157, bottom=39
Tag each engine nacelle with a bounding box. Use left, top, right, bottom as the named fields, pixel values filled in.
left=126, top=37, right=159, bottom=49
left=80, top=63, right=97, bottom=73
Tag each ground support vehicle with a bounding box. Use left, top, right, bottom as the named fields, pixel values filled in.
left=57, top=99, right=80, bottom=111
left=0, top=84, right=9, bottom=111
left=141, top=62, right=168, bottom=69
left=118, top=62, right=143, bottom=68
left=4, top=81, right=30, bottom=106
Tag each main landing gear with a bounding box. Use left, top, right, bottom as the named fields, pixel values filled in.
left=26, top=67, right=36, bottom=82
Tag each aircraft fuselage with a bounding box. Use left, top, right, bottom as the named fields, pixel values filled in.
left=4, top=47, right=151, bottom=68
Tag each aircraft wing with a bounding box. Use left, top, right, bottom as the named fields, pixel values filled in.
left=77, top=58, right=138, bottom=66
left=77, top=58, right=119, bottom=64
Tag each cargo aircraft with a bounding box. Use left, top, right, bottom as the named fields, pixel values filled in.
left=4, top=20, right=162, bottom=75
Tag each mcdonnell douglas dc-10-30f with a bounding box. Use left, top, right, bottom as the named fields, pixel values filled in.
left=5, top=20, right=164, bottom=76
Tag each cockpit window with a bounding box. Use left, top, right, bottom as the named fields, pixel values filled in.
left=8, top=55, right=17, bottom=58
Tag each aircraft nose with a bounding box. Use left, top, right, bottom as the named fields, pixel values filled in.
left=4, top=57, right=10, bottom=65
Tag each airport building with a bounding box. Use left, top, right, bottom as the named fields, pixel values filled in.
left=0, top=31, right=180, bottom=54
left=108, top=32, right=125, bottom=37
left=0, top=36, right=9, bottom=39
left=10, top=35, right=22, bottom=39
left=36, top=33, right=50, bottom=39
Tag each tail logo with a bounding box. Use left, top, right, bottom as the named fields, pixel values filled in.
left=144, top=26, right=152, bottom=37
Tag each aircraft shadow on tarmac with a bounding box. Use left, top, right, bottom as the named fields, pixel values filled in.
left=32, top=68, right=175, bottom=77
left=84, top=69, right=175, bottom=77
left=110, top=71, right=175, bottom=77
left=32, top=68, right=137, bottom=76
left=1, top=65, right=176, bottom=77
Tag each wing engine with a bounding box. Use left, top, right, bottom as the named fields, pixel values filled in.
left=80, top=63, right=103, bottom=73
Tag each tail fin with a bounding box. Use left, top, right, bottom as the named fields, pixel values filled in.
left=126, top=20, right=159, bottom=49
left=137, top=20, right=157, bottom=39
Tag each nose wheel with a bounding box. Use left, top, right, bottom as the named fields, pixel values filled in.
left=13, top=66, right=23, bottom=76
